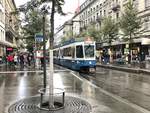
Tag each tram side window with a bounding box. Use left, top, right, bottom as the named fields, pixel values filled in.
left=60, top=49, right=63, bottom=58
left=54, top=51, right=58, bottom=57
left=72, top=47, right=75, bottom=58
left=63, top=47, right=71, bottom=57
left=76, top=45, right=83, bottom=58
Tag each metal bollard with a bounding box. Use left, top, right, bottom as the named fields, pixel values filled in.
left=40, top=93, right=43, bottom=107
left=62, top=92, right=65, bottom=106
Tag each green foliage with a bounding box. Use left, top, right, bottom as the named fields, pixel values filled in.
left=22, top=9, right=44, bottom=52
left=87, top=25, right=102, bottom=42
left=101, top=16, right=118, bottom=44
left=60, top=36, right=67, bottom=44
left=79, top=24, right=102, bottom=42
left=40, top=0, right=65, bottom=15
left=18, top=0, right=65, bottom=51
left=119, top=0, right=142, bottom=42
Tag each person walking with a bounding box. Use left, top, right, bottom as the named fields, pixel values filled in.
left=27, top=54, right=32, bottom=66
left=20, top=53, right=24, bottom=68
left=14, top=54, right=18, bottom=66
left=7, top=54, right=14, bottom=68
left=2, top=55, right=7, bottom=65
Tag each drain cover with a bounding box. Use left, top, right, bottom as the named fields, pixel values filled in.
left=8, top=96, right=92, bottom=113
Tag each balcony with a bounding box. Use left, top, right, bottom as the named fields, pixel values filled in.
left=112, top=4, right=120, bottom=12
left=5, top=24, right=18, bottom=38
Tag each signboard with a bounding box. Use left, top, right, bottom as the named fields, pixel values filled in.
left=124, top=48, right=129, bottom=54
left=35, top=33, right=43, bottom=42
left=7, top=47, right=13, bottom=51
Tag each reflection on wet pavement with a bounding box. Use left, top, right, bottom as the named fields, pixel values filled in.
left=80, top=67, right=150, bottom=111
left=0, top=66, right=150, bottom=113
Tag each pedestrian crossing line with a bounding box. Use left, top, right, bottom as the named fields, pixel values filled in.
left=71, top=72, right=150, bottom=113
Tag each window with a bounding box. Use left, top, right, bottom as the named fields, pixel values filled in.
left=72, top=47, right=75, bottom=58
left=84, top=45, right=94, bottom=58
left=104, top=10, right=106, bottom=16
left=92, top=16, right=94, bottom=21
left=93, top=7, right=95, bottom=12
left=96, top=5, right=99, bottom=10
left=144, top=18, right=150, bottom=31
left=145, top=0, right=150, bottom=8
left=76, top=45, right=83, bottom=58
left=54, top=50, right=59, bottom=57
left=100, top=3, right=102, bottom=7
left=116, top=12, right=119, bottom=19
left=100, top=11, right=102, bottom=16
left=63, top=47, right=71, bottom=57
left=91, top=8, right=92, bottom=13
left=60, top=49, right=64, bottom=58
left=96, top=13, right=99, bottom=19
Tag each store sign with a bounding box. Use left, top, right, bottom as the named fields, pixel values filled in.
left=7, top=48, right=13, bottom=51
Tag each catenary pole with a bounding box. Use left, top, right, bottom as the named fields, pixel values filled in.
left=43, top=13, right=47, bottom=89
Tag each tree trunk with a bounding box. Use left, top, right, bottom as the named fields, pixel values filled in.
left=49, top=0, right=55, bottom=109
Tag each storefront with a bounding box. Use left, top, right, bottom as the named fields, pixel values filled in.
left=141, top=38, right=150, bottom=61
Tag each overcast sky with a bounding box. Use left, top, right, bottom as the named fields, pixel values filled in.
left=14, top=0, right=85, bottom=30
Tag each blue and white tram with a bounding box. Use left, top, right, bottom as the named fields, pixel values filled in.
left=53, top=38, right=96, bottom=72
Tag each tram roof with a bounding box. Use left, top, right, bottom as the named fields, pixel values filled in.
left=54, top=37, right=94, bottom=48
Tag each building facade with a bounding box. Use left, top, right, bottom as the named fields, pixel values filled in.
left=0, top=0, right=5, bottom=57
left=5, top=0, right=18, bottom=55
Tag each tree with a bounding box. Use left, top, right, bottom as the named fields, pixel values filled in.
left=79, top=24, right=102, bottom=42
left=87, top=24, right=102, bottom=42
left=101, top=16, right=118, bottom=63
left=22, top=9, right=44, bottom=52
left=119, top=0, right=143, bottom=63
left=60, top=36, right=67, bottom=44
left=101, top=16, right=118, bottom=44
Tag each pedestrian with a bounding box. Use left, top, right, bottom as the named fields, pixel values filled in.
left=40, top=57, right=44, bottom=69
left=20, top=54, right=24, bottom=68
left=14, top=54, right=18, bottom=66
left=2, top=55, right=7, bottom=65
left=23, top=54, right=28, bottom=67
left=27, top=54, right=32, bottom=66
left=7, top=54, right=14, bottom=67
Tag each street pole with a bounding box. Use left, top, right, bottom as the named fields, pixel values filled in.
left=43, top=14, right=46, bottom=89
left=72, top=22, right=73, bottom=38
left=49, top=0, right=55, bottom=108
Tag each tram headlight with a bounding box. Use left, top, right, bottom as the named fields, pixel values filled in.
left=89, top=61, right=92, bottom=64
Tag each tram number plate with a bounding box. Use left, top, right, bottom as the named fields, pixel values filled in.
left=89, top=68, right=95, bottom=72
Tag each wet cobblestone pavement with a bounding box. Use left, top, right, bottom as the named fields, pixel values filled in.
left=0, top=66, right=150, bottom=113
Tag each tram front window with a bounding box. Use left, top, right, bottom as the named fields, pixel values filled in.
left=76, top=45, right=83, bottom=58
left=84, top=45, right=94, bottom=58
